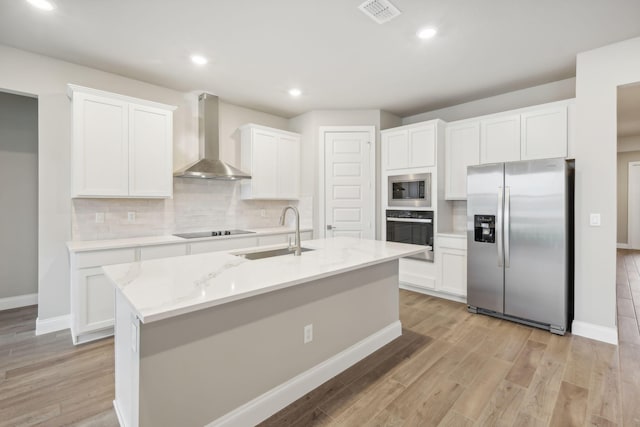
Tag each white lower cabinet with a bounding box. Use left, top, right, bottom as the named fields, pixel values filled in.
left=399, top=235, right=467, bottom=302
left=70, top=248, right=137, bottom=344
left=69, top=231, right=312, bottom=344
left=437, top=236, right=467, bottom=298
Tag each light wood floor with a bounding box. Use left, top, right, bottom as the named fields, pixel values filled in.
left=1, top=251, right=639, bottom=426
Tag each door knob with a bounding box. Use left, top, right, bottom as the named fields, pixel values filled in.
left=326, top=224, right=334, bottom=230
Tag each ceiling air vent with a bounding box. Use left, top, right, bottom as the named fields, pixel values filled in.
left=358, top=0, right=401, bottom=24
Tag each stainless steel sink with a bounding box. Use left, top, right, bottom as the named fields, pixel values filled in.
left=237, top=247, right=314, bottom=260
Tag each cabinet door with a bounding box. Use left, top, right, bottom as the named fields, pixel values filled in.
left=480, top=114, right=520, bottom=164
left=251, top=129, right=278, bottom=198
left=72, top=92, right=129, bottom=196
left=129, top=104, right=173, bottom=197
left=276, top=134, right=300, bottom=199
left=75, top=267, right=115, bottom=334
left=383, top=130, right=409, bottom=170
left=445, top=122, right=480, bottom=200
left=438, top=248, right=467, bottom=296
left=408, top=125, right=436, bottom=168
left=520, top=106, right=567, bottom=160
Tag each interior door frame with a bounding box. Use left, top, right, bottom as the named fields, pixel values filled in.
left=318, top=126, right=376, bottom=238
left=628, top=161, right=640, bottom=249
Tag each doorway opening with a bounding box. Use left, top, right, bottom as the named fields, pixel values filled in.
left=0, top=90, right=38, bottom=316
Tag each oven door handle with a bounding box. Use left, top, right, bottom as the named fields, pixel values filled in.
left=386, top=218, right=433, bottom=223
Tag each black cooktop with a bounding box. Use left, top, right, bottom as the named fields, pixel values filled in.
left=173, top=229, right=256, bottom=239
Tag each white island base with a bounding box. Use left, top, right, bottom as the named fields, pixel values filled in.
left=113, top=260, right=402, bottom=427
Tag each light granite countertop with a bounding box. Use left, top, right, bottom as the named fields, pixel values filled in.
left=66, top=226, right=313, bottom=252
left=102, top=237, right=425, bottom=324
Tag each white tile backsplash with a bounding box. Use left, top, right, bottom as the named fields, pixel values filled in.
left=72, top=179, right=312, bottom=241
left=452, top=201, right=467, bottom=232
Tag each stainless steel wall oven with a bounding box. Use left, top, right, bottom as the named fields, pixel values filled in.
left=386, top=210, right=434, bottom=262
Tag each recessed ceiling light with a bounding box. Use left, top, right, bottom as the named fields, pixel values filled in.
left=26, top=0, right=55, bottom=11
left=417, top=27, right=437, bottom=40
left=288, top=88, right=302, bottom=97
left=190, top=55, right=208, bottom=65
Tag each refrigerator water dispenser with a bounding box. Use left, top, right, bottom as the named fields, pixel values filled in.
left=474, top=215, right=495, bottom=243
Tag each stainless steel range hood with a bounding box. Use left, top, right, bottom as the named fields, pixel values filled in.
left=173, top=93, right=251, bottom=180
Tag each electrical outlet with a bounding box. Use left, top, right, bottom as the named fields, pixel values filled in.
left=304, top=324, right=313, bottom=344
left=95, top=212, right=105, bottom=223
left=260, top=209, right=267, bottom=218
left=589, top=213, right=601, bottom=227
left=127, top=211, right=136, bottom=223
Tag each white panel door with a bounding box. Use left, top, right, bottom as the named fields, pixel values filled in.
left=76, top=267, right=115, bottom=334
left=384, top=130, right=408, bottom=170
left=445, top=121, right=480, bottom=200
left=520, top=106, right=568, bottom=160
left=129, top=104, right=173, bottom=197
left=325, top=131, right=373, bottom=239
left=276, top=134, right=300, bottom=199
left=251, top=129, right=278, bottom=198
left=73, top=93, right=129, bottom=196
left=408, top=125, right=436, bottom=168
left=629, top=162, right=640, bottom=249
left=480, top=114, right=521, bottom=164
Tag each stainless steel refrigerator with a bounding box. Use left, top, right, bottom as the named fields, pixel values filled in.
left=467, top=158, right=574, bottom=335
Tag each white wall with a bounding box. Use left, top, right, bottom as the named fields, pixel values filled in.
left=574, top=36, right=640, bottom=340
left=0, top=91, right=38, bottom=300
left=402, top=78, right=576, bottom=124
left=0, top=44, right=291, bottom=323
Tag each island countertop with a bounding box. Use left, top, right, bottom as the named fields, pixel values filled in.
left=102, top=237, right=425, bottom=323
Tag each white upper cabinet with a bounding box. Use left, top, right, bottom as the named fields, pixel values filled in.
left=69, top=85, right=175, bottom=198
left=382, top=123, right=436, bottom=171
left=240, top=124, right=301, bottom=200
left=445, top=121, right=480, bottom=200
left=480, top=114, right=521, bottom=164
left=520, top=105, right=568, bottom=160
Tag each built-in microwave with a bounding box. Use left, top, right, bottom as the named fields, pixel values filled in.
left=388, top=173, right=432, bottom=208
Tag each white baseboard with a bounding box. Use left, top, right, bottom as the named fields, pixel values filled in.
left=572, top=320, right=618, bottom=345
left=617, top=243, right=630, bottom=249
left=36, top=314, right=70, bottom=336
left=113, top=400, right=127, bottom=427
left=400, top=283, right=467, bottom=304
left=207, top=320, right=402, bottom=427
left=0, top=293, right=37, bottom=311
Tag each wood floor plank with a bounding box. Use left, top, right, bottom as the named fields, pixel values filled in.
left=517, top=358, right=565, bottom=422
left=435, top=410, right=474, bottom=427
left=588, top=415, right=619, bottom=427
left=617, top=316, right=640, bottom=344
left=450, top=357, right=512, bottom=420
left=331, top=378, right=405, bottom=426
left=549, top=381, right=589, bottom=427
left=474, top=379, right=526, bottom=427
left=587, top=342, right=621, bottom=425
left=505, top=339, right=547, bottom=388
left=617, top=297, right=636, bottom=318
left=563, top=336, right=595, bottom=389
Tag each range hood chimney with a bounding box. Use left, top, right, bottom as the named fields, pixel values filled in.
left=173, top=93, right=251, bottom=180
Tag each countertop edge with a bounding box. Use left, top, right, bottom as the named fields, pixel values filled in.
left=66, top=227, right=314, bottom=253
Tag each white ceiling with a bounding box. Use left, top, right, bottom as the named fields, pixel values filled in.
left=1, top=0, right=640, bottom=118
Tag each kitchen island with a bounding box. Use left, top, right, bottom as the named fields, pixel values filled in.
left=103, top=237, right=425, bottom=427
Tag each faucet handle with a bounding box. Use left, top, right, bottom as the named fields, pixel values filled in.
left=288, top=235, right=294, bottom=251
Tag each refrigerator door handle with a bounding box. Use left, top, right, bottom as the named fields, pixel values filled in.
left=497, top=187, right=504, bottom=267
left=504, top=186, right=511, bottom=268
